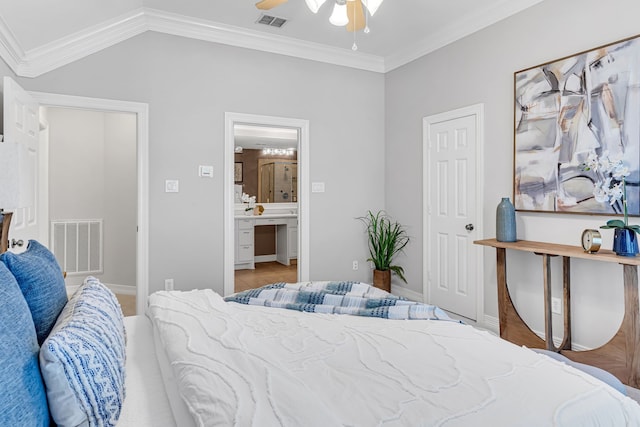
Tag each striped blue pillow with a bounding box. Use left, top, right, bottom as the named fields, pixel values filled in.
left=0, top=261, right=50, bottom=426
left=40, top=277, right=126, bottom=427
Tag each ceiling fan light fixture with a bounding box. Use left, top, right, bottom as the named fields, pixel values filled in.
left=329, top=1, right=349, bottom=26
left=361, top=0, right=383, bottom=16
left=304, top=0, right=327, bottom=13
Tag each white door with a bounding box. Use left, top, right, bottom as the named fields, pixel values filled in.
left=0, top=77, right=40, bottom=253
left=424, top=105, right=483, bottom=320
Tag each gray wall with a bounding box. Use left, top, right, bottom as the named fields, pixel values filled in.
left=47, top=108, right=137, bottom=287
left=7, top=31, right=385, bottom=294
left=385, top=0, right=640, bottom=348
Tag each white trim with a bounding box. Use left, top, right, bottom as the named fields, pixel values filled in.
left=107, top=283, right=136, bottom=295
left=482, top=315, right=500, bottom=334
left=18, top=9, right=147, bottom=78
left=0, top=13, right=24, bottom=73
left=144, top=8, right=384, bottom=73
left=422, top=103, right=485, bottom=322
left=0, top=2, right=542, bottom=77
left=65, top=282, right=136, bottom=296
left=224, top=112, right=310, bottom=297
left=390, top=285, right=424, bottom=303
left=531, top=328, right=590, bottom=352
left=480, top=315, right=591, bottom=351
left=30, top=91, right=150, bottom=316
left=254, top=255, right=278, bottom=263
left=385, top=0, right=544, bottom=72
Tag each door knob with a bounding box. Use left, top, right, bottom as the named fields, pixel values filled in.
left=11, top=238, right=24, bottom=248
left=465, top=224, right=474, bottom=231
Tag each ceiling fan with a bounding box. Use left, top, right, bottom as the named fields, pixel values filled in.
left=255, top=0, right=382, bottom=32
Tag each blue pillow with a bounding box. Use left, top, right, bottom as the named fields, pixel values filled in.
left=1, top=240, right=68, bottom=344
left=0, top=262, right=50, bottom=426
left=40, top=277, right=126, bottom=427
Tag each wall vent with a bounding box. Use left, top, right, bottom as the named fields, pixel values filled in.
left=256, top=14, right=288, bottom=28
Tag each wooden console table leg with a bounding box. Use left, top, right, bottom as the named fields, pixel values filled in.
left=540, top=254, right=571, bottom=352
left=542, top=254, right=554, bottom=351
left=622, top=264, right=640, bottom=386
left=562, top=264, right=640, bottom=387
left=560, top=256, right=571, bottom=350
left=496, top=247, right=545, bottom=348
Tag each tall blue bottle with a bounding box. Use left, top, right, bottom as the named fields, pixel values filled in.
left=496, top=197, right=516, bottom=242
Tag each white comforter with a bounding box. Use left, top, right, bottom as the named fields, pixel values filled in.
left=147, top=290, right=640, bottom=426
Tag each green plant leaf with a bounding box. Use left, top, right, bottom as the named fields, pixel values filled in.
left=628, top=225, right=640, bottom=234
left=600, top=219, right=626, bottom=229
left=357, top=210, right=409, bottom=280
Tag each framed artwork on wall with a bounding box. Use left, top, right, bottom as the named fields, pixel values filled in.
left=514, top=34, right=640, bottom=216
left=234, top=162, right=243, bottom=183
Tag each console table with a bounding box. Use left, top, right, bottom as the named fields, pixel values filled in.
left=474, top=238, right=640, bottom=387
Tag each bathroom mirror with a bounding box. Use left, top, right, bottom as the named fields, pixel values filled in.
left=233, top=124, right=299, bottom=204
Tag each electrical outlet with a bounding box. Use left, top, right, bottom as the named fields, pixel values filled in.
left=551, top=297, right=562, bottom=315
left=165, top=278, right=174, bottom=291
left=352, top=260, right=358, bottom=270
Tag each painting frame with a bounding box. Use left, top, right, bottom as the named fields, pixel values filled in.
left=513, top=33, right=640, bottom=217
left=234, top=162, right=243, bottom=183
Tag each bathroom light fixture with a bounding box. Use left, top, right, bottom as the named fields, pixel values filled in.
left=263, top=148, right=295, bottom=156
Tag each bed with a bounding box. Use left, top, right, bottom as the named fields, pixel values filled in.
left=2, top=240, right=640, bottom=426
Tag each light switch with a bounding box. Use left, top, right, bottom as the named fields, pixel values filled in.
left=165, top=180, right=179, bottom=193
left=199, top=165, right=213, bottom=178
left=311, top=182, right=325, bottom=193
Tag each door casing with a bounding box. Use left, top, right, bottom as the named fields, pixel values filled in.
left=224, top=112, right=310, bottom=296
left=31, top=91, right=149, bottom=315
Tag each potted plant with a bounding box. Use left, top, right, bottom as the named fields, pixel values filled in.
left=358, top=210, right=410, bottom=291
left=585, top=150, right=640, bottom=256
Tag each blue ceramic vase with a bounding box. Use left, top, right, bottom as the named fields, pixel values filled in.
left=613, top=228, right=639, bottom=257
left=496, top=197, right=516, bottom=242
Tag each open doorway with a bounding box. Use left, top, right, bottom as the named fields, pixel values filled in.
left=224, top=113, right=310, bottom=296
left=43, top=107, right=137, bottom=314
left=32, top=91, right=149, bottom=315
left=233, top=124, right=299, bottom=292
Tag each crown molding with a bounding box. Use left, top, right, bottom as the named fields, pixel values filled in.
left=384, top=0, right=545, bottom=72
left=0, top=1, right=542, bottom=77
left=0, top=7, right=384, bottom=78
left=0, top=13, right=25, bottom=75
left=144, top=8, right=384, bottom=73
left=18, top=9, right=148, bottom=78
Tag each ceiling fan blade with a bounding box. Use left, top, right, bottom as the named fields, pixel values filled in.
left=255, top=0, right=288, bottom=10
left=346, top=0, right=366, bottom=32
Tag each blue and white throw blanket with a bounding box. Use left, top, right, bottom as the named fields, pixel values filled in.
left=224, top=281, right=457, bottom=321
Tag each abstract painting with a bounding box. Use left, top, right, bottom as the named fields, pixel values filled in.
left=514, top=35, right=640, bottom=215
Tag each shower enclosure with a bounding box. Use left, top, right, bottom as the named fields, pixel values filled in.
left=259, top=161, right=297, bottom=203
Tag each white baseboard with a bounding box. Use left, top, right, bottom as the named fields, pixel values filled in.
left=478, top=315, right=590, bottom=351
left=530, top=328, right=590, bottom=351
left=390, top=285, right=424, bottom=302
left=255, top=255, right=277, bottom=263
left=65, top=281, right=135, bottom=296
left=481, top=315, right=500, bottom=334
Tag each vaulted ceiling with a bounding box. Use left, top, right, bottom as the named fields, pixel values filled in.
left=0, top=0, right=543, bottom=77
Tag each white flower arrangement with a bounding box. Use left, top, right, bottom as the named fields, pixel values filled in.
left=584, top=150, right=639, bottom=234
left=241, top=193, right=256, bottom=211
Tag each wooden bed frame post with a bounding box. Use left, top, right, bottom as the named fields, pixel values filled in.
left=0, top=211, right=12, bottom=254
